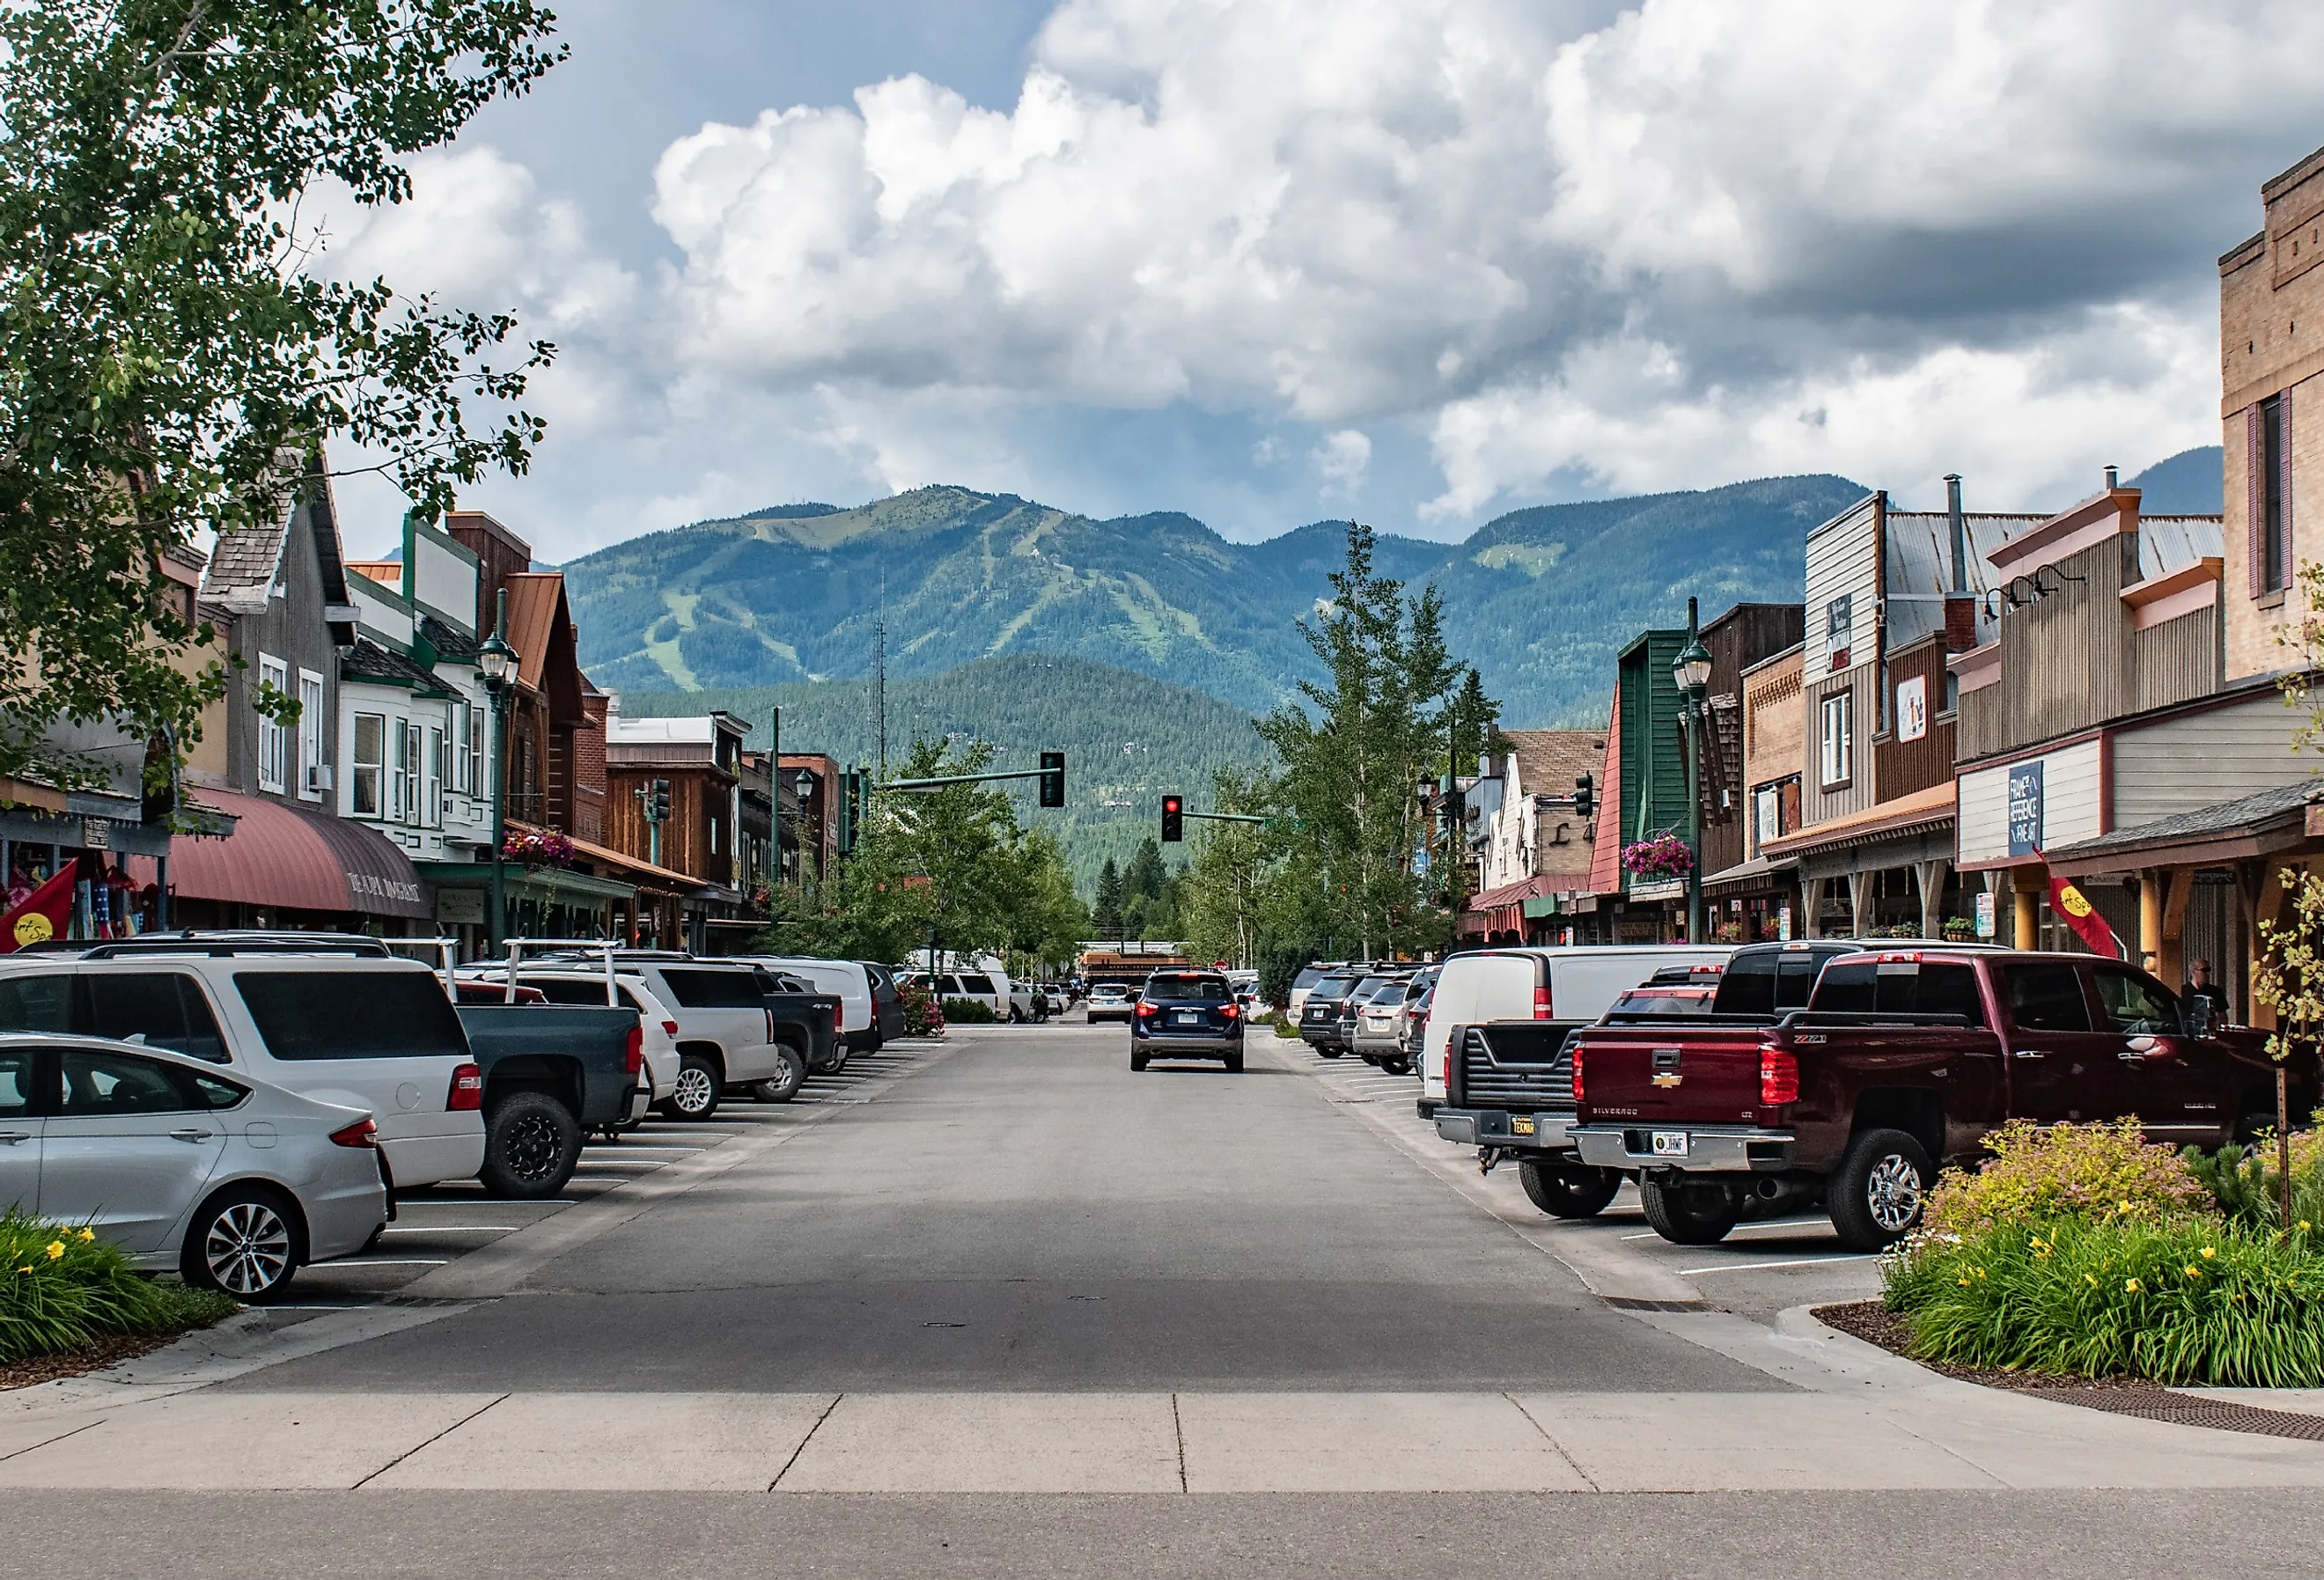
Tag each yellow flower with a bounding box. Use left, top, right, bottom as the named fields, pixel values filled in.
left=77, top=1228, right=93, bottom=1242
left=45, top=1241, right=63, bottom=1260
left=2125, top=1278, right=2141, bottom=1292
left=1958, top=1277, right=1971, bottom=1287
left=2184, top=1266, right=2202, bottom=1278
left=2201, top=1246, right=2216, bottom=1260
left=14, top=1266, right=28, bottom=1275
left=2085, top=1274, right=2099, bottom=1286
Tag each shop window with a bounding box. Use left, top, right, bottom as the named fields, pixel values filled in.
left=352, top=712, right=385, bottom=817
left=256, top=653, right=289, bottom=793
left=467, top=704, right=486, bottom=801
left=297, top=671, right=325, bottom=798
left=1819, top=691, right=1852, bottom=788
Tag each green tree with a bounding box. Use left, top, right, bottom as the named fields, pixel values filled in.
left=1092, top=857, right=1124, bottom=940
left=0, top=2, right=563, bottom=786
left=1180, top=767, right=1278, bottom=968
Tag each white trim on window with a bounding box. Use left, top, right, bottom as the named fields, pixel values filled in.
left=1819, top=690, right=1853, bottom=788
left=296, top=669, right=325, bottom=799
left=256, top=653, right=289, bottom=794
left=352, top=712, right=385, bottom=817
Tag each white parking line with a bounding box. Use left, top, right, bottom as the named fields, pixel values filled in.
left=324, top=1258, right=452, bottom=1267
left=578, top=1145, right=703, bottom=1153
left=379, top=1226, right=516, bottom=1235
left=1674, top=1255, right=1878, bottom=1275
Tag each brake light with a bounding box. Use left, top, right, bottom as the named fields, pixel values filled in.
left=1222, top=1002, right=1239, bottom=1020
left=834, top=1002, right=845, bottom=1034
left=1570, top=1046, right=1584, bottom=1105
left=1533, top=985, right=1551, bottom=1020
left=1760, top=1046, right=1799, bottom=1106
left=446, top=1062, right=483, bottom=1112
left=1136, top=1001, right=1158, bottom=1018
left=623, top=1025, right=644, bottom=1076
left=328, top=1117, right=378, bottom=1149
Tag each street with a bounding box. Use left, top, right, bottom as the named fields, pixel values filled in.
left=8, top=1019, right=2324, bottom=1576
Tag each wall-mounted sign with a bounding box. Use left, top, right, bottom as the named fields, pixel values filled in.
left=1824, top=593, right=1854, bottom=672
left=2007, top=761, right=2044, bottom=856
left=1896, top=674, right=1928, bottom=743
left=437, top=889, right=485, bottom=925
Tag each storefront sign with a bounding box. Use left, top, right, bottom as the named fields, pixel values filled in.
left=436, top=888, right=485, bottom=925
left=1896, top=674, right=1927, bottom=743
left=1629, top=878, right=1686, bottom=902
left=80, top=818, right=110, bottom=849
left=1825, top=594, right=1854, bottom=672
left=2006, top=761, right=2044, bottom=856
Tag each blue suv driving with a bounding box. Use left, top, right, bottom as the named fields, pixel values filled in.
left=1129, top=971, right=1245, bottom=1073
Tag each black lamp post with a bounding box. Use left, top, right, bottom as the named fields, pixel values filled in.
left=475, top=589, right=516, bottom=952
left=1672, top=598, right=1713, bottom=945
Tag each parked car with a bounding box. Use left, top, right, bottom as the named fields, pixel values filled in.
left=902, top=966, right=1021, bottom=1021
left=1570, top=946, right=2320, bottom=1250
left=0, top=1032, right=388, bottom=1302
left=1298, top=969, right=1365, bottom=1056
left=1288, top=962, right=1347, bottom=1022
left=739, top=956, right=881, bottom=1055
left=1352, top=974, right=1417, bottom=1070
left=0, top=935, right=485, bottom=1191
left=1130, top=971, right=1245, bottom=1072
left=861, top=962, right=908, bottom=1042
left=1397, top=977, right=1437, bottom=1067
left=1337, top=971, right=1406, bottom=1055
left=1086, top=983, right=1136, bottom=1023
left=461, top=962, right=678, bottom=1166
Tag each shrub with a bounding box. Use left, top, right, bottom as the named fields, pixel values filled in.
left=1883, top=1215, right=2324, bottom=1385
left=895, top=979, right=943, bottom=1036
left=2184, top=1113, right=2324, bottom=1231
left=0, top=1211, right=237, bottom=1363
left=941, top=996, right=997, bottom=1024
left=1922, top=1119, right=2215, bottom=1238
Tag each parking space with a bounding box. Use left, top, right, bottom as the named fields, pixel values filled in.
left=1272, top=1032, right=1884, bottom=1321
left=254, top=1040, right=945, bottom=1319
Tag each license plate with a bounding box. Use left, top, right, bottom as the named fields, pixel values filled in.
left=1175, top=1011, right=1200, bottom=1025
left=1651, top=1130, right=1690, bottom=1157
left=1511, top=1115, right=1536, bottom=1136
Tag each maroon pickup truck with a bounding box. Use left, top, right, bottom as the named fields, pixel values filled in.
left=1570, top=948, right=2312, bottom=1252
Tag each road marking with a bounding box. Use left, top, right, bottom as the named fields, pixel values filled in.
left=325, top=1258, right=452, bottom=1267
left=379, top=1226, right=516, bottom=1235
left=579, top=1145, right=702, bottom=1153
left=1674, top=1255, right=1878, bottom=1275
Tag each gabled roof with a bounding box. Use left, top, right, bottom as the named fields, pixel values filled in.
left=1504, top=730, right=1604, bottom=802
left=196, top=456, right=354, bottom=638
left=502, top=572, right=565, bottom=694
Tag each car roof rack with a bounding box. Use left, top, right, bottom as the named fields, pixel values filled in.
left=72, top=930, right=397, bottom=959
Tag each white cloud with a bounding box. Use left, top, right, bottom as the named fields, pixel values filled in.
left=320, top=1, right=2324, bottom=553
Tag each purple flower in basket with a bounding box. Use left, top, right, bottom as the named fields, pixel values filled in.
left=1621, top=834, right=1693, bottom=879
left=502, top=830, right=575, bottom=867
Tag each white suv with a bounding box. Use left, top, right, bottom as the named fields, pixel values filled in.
left=0, top=939, right=485, bottom=1189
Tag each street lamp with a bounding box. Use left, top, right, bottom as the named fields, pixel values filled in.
left=475, top=589, right=517, bottom=952
left=1671, top=597, right=1712, bottom=947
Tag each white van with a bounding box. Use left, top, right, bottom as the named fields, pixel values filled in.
left=1420, top=945, right=1735, bottom=1107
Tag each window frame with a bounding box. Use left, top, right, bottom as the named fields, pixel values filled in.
left=1819, top=690, right=1853, bottom=789
left=296, top=669, right=326, bottom=800
left=351, top=711, right=386, bottom=818
left=2260, top=392, right=2289, bottom=598
left=255, top=651, right=290, bottom=794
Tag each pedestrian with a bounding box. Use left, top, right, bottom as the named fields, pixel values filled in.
left=2182, top=959, right=2229, bottom=1018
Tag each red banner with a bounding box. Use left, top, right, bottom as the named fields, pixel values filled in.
left=0, top=864, right=78, bottom=953
left=2047, top=867, right=2125, bottom=959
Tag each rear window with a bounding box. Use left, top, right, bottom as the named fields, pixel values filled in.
left=1308, top=975, right=1359, bottom=1003
left=234, top=969, right=469, bottom=1061
left=657, top=968, right=768, bottom=1010
left=1292, top=967, right=1328, bottom=992
left=1145, top=974, right=1230, bottom=1002
left=1714, top=951, right=1832, bottom=1016
left=957, top=974, right=996, bottom=995
left=1813, top=960, right=1986, bottom=1024
left=523, top=977, right=618, bottom=1006
left=0, top=974, right=75, bottom=1033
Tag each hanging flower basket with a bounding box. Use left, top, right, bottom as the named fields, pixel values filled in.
left=1621, top=834, right=1693, bottom=880
left=502, top=830, right=574, bottom=868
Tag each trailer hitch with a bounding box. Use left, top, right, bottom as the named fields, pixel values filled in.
left=1477, top=1145, right=1511, bottom=1176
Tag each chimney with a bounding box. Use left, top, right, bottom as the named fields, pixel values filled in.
left=1945, top=474, right=1967, bottom=593
left=2103, top=464, right=2119, bottom=490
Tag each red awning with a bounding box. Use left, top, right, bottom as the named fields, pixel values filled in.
left=157, top=789, right=430, bottom=919
left=1460, top=874, right=1581, bottom=937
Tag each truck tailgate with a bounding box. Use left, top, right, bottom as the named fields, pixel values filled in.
left=1447, top=1020, right=1590, bottom=1110
left=1572, top=1023, right=1771, bottom=1126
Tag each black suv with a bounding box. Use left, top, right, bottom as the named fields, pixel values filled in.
left=1130, top=971, right=1246, bottom=1072
left=1298, top=969, right=1364, bottom=1057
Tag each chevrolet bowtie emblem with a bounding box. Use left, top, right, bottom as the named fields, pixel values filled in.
left=1651, top=1072, right=1683, bottom=1089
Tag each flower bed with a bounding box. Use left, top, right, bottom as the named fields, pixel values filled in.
left=2, top=1211, right=236, bottom=1366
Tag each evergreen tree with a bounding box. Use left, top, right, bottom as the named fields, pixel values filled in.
left=1092, top=857, right=1125, bottom=940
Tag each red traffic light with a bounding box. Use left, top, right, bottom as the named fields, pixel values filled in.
left=1161, top=795, right=1184, bottom=841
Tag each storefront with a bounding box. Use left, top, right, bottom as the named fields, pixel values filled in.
left=133, top=787, right=431, bottom=932
left=0, top=790, right=177, bottom=941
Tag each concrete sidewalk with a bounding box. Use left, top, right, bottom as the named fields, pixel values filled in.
left=4, top=1382, right=2320, bottom=1492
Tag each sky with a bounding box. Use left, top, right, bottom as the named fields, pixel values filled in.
left=320, top=0, right=2324, bottom=561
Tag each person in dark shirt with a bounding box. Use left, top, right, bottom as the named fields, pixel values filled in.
left=2182, top=959, right=2229, bottom=1018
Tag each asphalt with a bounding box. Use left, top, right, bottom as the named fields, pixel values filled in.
left=216, top=1019, right=1768, bottom=1393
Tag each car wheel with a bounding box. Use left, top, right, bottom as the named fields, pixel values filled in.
left=748, top=1046, right=806, bottom=1104
left=1131, top=1047, right=1149, bottom=1071
left=666, top=1055, right=724, bottom=1119
left=181, top=1187, right=305, bottom=1303
left=1318, top=1046, right=1344, bottom=1059
left=1828, top=1128, right=1934, bottom=1251
left=1638, top=1175, right=1742, bottom=1246
left=1518, top=1161, right=1622, bottom=1219
left=479, top=1091, right=582, bottom=1198
left=1379, top=1055, right=1411, bottom=1076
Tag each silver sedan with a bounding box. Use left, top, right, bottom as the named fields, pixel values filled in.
left=0, top=1033, right=388, bottom=1302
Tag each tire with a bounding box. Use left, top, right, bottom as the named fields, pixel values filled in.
left=748, top=1047, right=806, bottom=1105
left=1828, top=1128, right=1935, bottom=1251
left=663, top=1055, right=724, bottom=1119
left=1519, top=1161, right=1622, bottom=1219
left=180, top=1186, right=305, bottom=1304
left=1638, top=1175, right=1743, bottom=1246
left=1318, top=1046, right=1345, bottom=1060
left=1379, top=1055, right=1411, bottom=1076
left=1225, top=1047, right=1244, bottom=1073
left=1131, top=1047, right=1149, bottom=1072
left=478, top=1091, right=582, bottom=1199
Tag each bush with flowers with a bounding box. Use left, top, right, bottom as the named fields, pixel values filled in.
left=896, top=977, right=945, bottom=1037
left=1620, top=834, right=1692, bottom=880
left=501, top=829, right=574, bottom=867
left=1881, top=1119, right=2324, bottom=1382
left=1, top=1209, right=236, bottom=1363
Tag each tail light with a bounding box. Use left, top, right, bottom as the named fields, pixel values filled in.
left=766, top=1008, right=776, bottom=1042
left=1533, top=985, right=1552, bottom=1020
left=1135, top=1001, right=1158, bottom=1018
left=662, top=1018, right=680, bottom=1037
left=1760, top=1046, right=1799, bottom=1106
left=445, top=1063, right=483, bottom=1112
left=834, top=1002, right=845, bottom=1034
left=1571, top=1046, right=1585, bottom=1105
left=328, top=1117, right=379, bottom=1149
left=1222, top=1002, right=1239, bottom=1020
left=623, top=1025, right=644, bottom=1076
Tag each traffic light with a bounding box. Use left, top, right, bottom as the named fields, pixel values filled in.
left=651, top=778, right=672, bottom=822
left=1574, top=772, right=1595, bottom=819
left=1039, top=751, right=1065, bottom=808
left=1161, top=794, right=1183, bottom=842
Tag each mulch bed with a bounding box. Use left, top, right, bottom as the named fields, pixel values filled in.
left=1814, top=1299, right=2324, bottom=1441
left=0, top=1328, right=189, bottom=1393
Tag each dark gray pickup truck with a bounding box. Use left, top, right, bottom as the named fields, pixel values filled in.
left=453, top=990, right=644, bottom=1198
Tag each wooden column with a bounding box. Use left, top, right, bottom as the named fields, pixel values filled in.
left=2158, top=868, right=2195, bottom=988
left=2138, top=868, right=2165, bottom=974
left=1849, top=871, right=1872, bottom=937
left=1915, top=859, right=1948, bottom=941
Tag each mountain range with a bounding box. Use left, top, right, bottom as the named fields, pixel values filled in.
left=563, top=448, right=2224, bottom=729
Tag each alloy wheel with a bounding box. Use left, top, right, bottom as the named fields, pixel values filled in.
left=674, top=1065, right=717, bottom=1114
left=504, top=1113, right=565, bottom=1182
left=204, top=1201, right=292, bottom=1297
left=1865, top=1153, right=1924, bottom=1232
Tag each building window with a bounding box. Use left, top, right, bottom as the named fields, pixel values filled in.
left=449, top=702, right=470, bottom=795
left=1820, top=690, right=1853, bottom=787
left=255, top=653, right=289, bottom=793
left=352, top=713, right=385, bottom=816
left=398, top=719, right=422, bottom=825
left=425, top=726, right=444, bottom=828
left=2256, top=392, right=2291, bottom=597
left=297, top=671, right=325, bottom=798
left=467, top=704, right=485, bottom=799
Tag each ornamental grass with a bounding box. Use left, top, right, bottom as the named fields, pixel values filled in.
left=0, top=1209, right=236, bottom=1363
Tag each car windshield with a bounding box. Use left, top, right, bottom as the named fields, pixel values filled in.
left=1307, top=976, right=1359, bottom=1003
left=1144, top=974, right=1230, bottom=1002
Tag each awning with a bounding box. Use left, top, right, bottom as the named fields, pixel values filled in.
left=1460, top=873, right=1586, bottom=936
left=159, top=789, right=430, bottom=919
left=1761, top=783, right=1956, bottom=863
left=1703, top=853, right=1798, bottom=895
